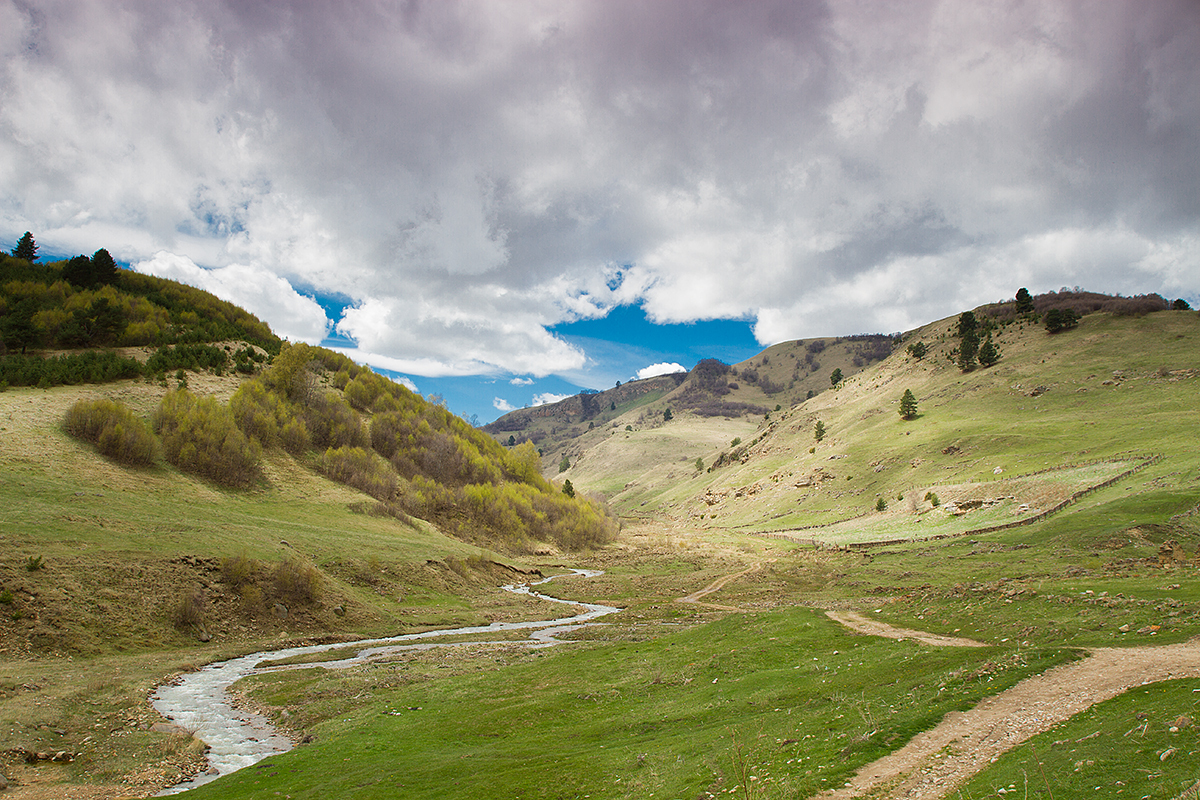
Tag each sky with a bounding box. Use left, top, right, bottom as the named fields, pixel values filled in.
left=2, top=1, right=1198, bottom=424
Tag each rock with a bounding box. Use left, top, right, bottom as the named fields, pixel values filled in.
left=1174, top=715, right=1193, bottom=729
left=272, top=603, right=288, bottom=619
left=1118, top=624, right=1131, bottom=632
left=993, top=466, right=1004, bottom=474
left=333, top=605, right=346, bottom=617
left=1160, top=747, right=1177, bottom=761
left=0, top=772, right=8, bottom=790
left=197, top=628, right=211, bottom=642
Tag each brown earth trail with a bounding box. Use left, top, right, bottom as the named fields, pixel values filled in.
left=819, top=614, right=1200, bottom=799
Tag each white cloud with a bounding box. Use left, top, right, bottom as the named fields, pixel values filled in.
left=493, top=397, right=516, bottom=412
left=132, top=252, right=330, bottom=344
left=2, top=0, right=1197, bottom=375
left=531, top=392, right=572, bottom=407
left=636, top=362, right=687, bottom=380
left=510, top=377, right=534, bottom=385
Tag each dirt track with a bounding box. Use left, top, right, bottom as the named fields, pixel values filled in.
left=819, top=610, right=1200, bottom=799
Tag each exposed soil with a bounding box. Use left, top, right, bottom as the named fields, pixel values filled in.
left=820, top=611, right=1200, bottom=799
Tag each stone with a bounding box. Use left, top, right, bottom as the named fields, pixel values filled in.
left=272, top=603, right=288, bottom=619
left=333, top=605, right=346, bottom=617
left=0, top=772, right=8, bottom=791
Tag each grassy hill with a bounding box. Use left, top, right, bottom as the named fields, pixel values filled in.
left=566, top=305, right=1199, bottom=535
left=3, top=279, right=1199, bottom=799
left=486, top=333, right=895, bottom=494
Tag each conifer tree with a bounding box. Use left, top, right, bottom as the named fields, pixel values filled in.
left=92, top=248, right=119, bottom=285
left=977, top=335, right=1000, bottom=367
left=1015, top=287, right=1034, bottom=314
left=899, top=389, right=918, bottom=420
left=12, top=232, right=38, bottom=261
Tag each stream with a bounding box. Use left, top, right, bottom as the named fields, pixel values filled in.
left=151, top=569, right=620, bottom=794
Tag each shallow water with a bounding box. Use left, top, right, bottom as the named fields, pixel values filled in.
left=151, top=569, right=619, bottom=794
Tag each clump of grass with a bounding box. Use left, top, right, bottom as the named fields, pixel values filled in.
left=63, top=397, right=159, bottom=466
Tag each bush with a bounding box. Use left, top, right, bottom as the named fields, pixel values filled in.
left=63, top=398, right=159, bottom=465
left=145, top=343, right=229, bottom=375
left=154, top=389, right=262, bottom=487
left=320, top=446, right=399, bottom=500
left=273, top=557, right=322, bottom=605
left=173, top=590, right=206, bottom=630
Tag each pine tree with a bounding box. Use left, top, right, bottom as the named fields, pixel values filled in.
left=1015, top=287, right=1034, bottom=314
left=92, top=248, right=119, bottom=285
left=12, top=232, right=38, bottom=261
left=814, top=420, right=826, bottom=441
left=830, top=368, right=843, bottom=386
left=957, top=330, right=979, bottom=371
left=977, top=335, right=1000, bottom=367
left=899, top=389, right=918, bottom=420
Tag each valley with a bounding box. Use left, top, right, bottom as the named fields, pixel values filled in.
left=2, top=285, right=1199, bottom=799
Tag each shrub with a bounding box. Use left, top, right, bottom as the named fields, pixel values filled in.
left=875, top=497, right=887, bottom=512
left=273, top=557, right=322, bottom=605
left=221, top=553, right=259, bottom=590
left=906, top=341, right=927, bottom=359
left=173, top=590, right=206, bottom=629
left=925, top=491, right=940, bottom=507
left=154, top=389, right=262, bottom=487
left=64, top=398, right=159, bottom=465
left=25, top=555, right=43, bottom=571
left=320, top=446, right=399, bottom=500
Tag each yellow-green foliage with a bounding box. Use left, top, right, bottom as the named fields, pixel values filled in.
left=63, top=398, right=159, bottom=466
left=227, top=341, right=617, bottom=551
left=319, top=446, right=399, bottom=500
left=154, top=389, right=262, bottom=488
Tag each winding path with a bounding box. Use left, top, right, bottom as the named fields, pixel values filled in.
left=677, top=566, right=1200, bottom=800
left=820, top=614, right=1200, bottom=799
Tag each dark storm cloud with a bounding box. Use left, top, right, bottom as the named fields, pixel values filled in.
left=2, top=0, right=1197, bottom=373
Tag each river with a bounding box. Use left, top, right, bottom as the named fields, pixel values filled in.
left=151, top=569, right=620, bottom=794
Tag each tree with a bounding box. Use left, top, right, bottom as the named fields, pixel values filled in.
left=875, top=497, right=887, bottom=512
left=63, top=255, right=96, bottom=288
left=663, top=407, right=673, bottom=422
left=558, top=454, right=570, bottom=473
left=507, top=435, right=516, bottom=447
left=977, top=335, right=1000, bottom=367
left=561, top=479, right=575, bottom=499
left=92, top=248, right=119, bottom=285
left=1015, top=287, right=1034, bottom=314
left=695, top=457, right=704, bottom=472
left=11, top=232, right=38, bottom=261
left=0, top=298, right=39, bottom=354
left=830, top=368, right=843, bottom=387
left=906, top=341, right=927, bottom=359
left=956, top=311, right=978, bottom=338
left=957, top=330, right=979, bottom=371
left=899, top=389, right=918, bottom=420
left=814, top=420, right=825, bottom=441
left=1173, top=298, right=1192, bottom=310
left=1044, top=308, right=1080, bottom=333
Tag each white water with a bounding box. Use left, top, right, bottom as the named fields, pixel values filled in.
left=151, top=569, right=619, bottom=794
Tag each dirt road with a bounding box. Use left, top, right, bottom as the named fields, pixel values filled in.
left=820, top=611, right=1200, bottom=799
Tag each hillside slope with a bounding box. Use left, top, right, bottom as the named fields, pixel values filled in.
left=567, top=306, right=1200, bottom=535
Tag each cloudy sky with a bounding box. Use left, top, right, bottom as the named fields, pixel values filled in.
left=3, top=1, right=1198, bottom=422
